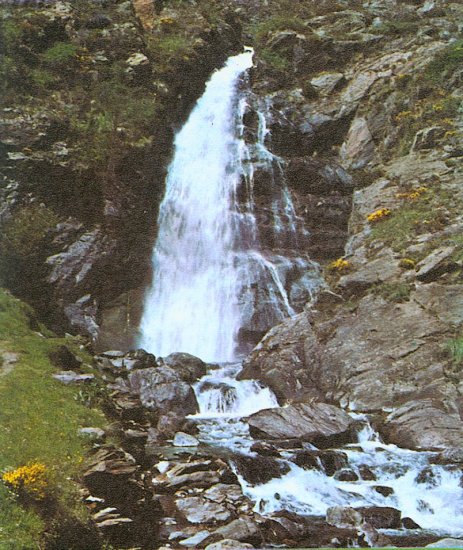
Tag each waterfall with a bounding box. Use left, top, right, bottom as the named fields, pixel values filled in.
left=139, top=51, right=254, bottom=362
left=139, top=50, right=322, bottom=362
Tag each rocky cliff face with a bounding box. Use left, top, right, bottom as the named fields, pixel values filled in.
left=1, top=0, right=463, bottom=447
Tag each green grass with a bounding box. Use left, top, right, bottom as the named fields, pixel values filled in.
left=369, top=186, right=455, bottom=253
left=0, top=289, right=105, bottom=547
left=372, top=282, right=412, bottom=303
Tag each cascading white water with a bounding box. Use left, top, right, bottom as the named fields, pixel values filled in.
left=139, top=51, right=254, bottom=362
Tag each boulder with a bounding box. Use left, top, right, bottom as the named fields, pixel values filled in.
left=127, top=366, right=198, bottom=416
left=426, top=539, right=463, bottom=548
left=175, top=496, right=232, bottom=525
left=163, top=352, right=207, bottom=383
left=356, top=506, right=402, bottom=529
left=232, top=454, right=290, bottom=485
left=310, top=72, right=345, bottom=95
left=238, top=312, right=321, bottom=403
left=326, top=506, right=363, bottom=529
left=291, top=450, right=348, bottom=476
left=380, top=399, right=463, bottom=450
left=204, top=518, right=261, bottom=546
left=248, top=403, right=355, bottom=447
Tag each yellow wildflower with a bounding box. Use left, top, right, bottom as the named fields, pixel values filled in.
left=328, top=258, right=350, bottom=272
left=367, top=208, right=391, bottom=223
left=2, top=462, right=48, bottom=500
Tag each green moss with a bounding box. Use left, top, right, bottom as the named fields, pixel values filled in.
left=42, top=42, right=78, bottom=68
left=0, top=289, right=105, bottom=546
left=425, top=40, right=463, bottom=85
left=447, top=335, right=463, bottom=367
left=260, top=48, right=291, bottom=71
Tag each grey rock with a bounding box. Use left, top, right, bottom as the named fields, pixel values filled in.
left=163, top=352, right=207, bottom=383
left=205, top=539, right=254, bottom=549
left=338, top=248, right=401, bottom=292
left=310, top=72, right=345, bottom=95
left=326, top=506, right=363, bottom=529
left=206, top=517, right=260, bottom=545
left=248, top=403, right=355, bottom=447
left=53, top=371, right=95, bottom=384
left=412, top=126, right=446, bottom=151
left=79, top=427, right=106, bottom=440
left=415, top=247, right=457, bottom=282
left=127, top=366, right=198, bottom=416
left=179, top=530, right=211, bottom=547
left=341, top=117, right=375, bottom=169
left=381, top=399, right=463, bottom=450
left=173, top=432, right=199, bottom=447
left=176, top=496, right=231, bottom=525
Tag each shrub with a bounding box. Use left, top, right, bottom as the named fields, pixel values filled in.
left=2, top=463, right=49, bottom=502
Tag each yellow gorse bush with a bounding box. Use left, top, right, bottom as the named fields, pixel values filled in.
left=367, top=208, right=391, bottom=223
left=328, top=258, right=350, bottom=272
left=2, top=462, right=48, bottom=500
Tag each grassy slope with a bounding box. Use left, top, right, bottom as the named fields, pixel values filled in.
left=0, top=289, right=105, bottom=549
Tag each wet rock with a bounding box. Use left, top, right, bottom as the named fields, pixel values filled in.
left=163, top=352, right=207, bottom=383
left=374, top=485, right=394, bottom=497
left=415, top=247, right=458, bottom=282
left=264, top=512, right=357, bottom=548
left=63, top=295, right=100, bottom=341
left=52, top=371, right=95, bottom=384
left=381, top=399, right=463, bottom=450
left=250, top=441, right=281, bottom=457
left=356, top=506, right=401, bottom=529
left=48, top=345, right=82, bottom=371
left=326, top=506, right=363, bottom=529
left=127, top=366, right=198, bottom=416
left=415, top=467, right=440, bottom=486
left=402, top=517, right=421, bottom=529
left=232, top=453, right=290, bottom=486
left=359, top=465, right=377, bottom=480
left=203, top=484, right=244, bottom=504
left=173, top=432, right=199, bottom=447
left=286, top=157, right=354, bottom=195
left=433, top=448, right=463, bottom=464
left=175, top=496, right=232, bottom=525
left=153, top=470, right=221, bottom=492
left=248, top=403, right=355, bottom=448
left=334, top=468, right=359, bottom=481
